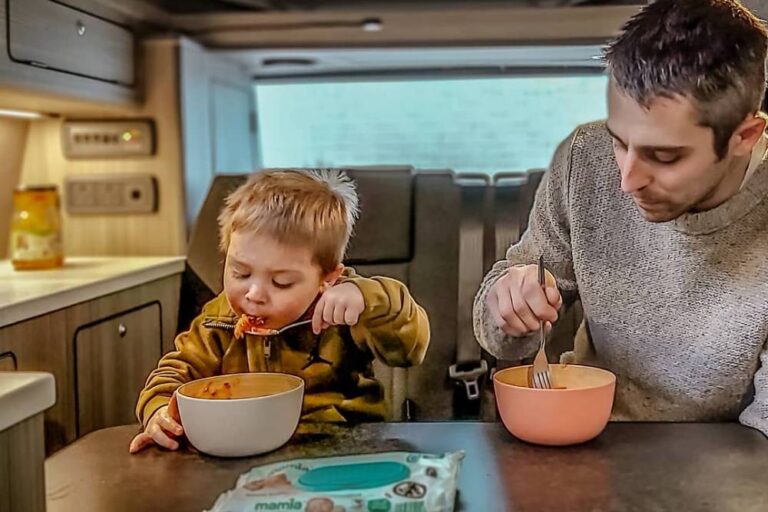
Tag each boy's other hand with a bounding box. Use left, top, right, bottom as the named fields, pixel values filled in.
left=129, top=393, right=184, bottom=454
left=487, top=264, right=562, bottom=337
left=312, top=282, right=365, bottom=335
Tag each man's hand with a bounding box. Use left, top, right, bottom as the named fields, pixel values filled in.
left=312, top=282, right=365, bottom=334
left=129, top=393, right=183, bottom=454
left=487, top=264, right=562, bottom=337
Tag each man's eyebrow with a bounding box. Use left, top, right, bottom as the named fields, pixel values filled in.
left=605, top=124, right=686, bottom=151
left=605, top=124, right=624, bottom=144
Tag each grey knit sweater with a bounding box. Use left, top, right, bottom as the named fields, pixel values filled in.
left=473, top=121, right=768, bottom=435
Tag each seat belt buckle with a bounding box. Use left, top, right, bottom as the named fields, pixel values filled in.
left=449, top=359, right=488, bottom=401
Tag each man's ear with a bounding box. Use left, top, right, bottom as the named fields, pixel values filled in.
left=730, top=113, right=766, bottom=158
left=321, top=263, right=345, bottom=289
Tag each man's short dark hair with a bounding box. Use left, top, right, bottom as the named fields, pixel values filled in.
left=605, top=0, right=768, bottom=159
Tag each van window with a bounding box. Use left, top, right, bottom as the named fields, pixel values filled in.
left=255, top=75, right=607, bottom=175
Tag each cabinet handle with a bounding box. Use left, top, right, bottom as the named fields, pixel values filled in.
left=0, top=351, right=18, bottom=371
left=76, top=20, right=86, bottom=37
left=118, top=323, right=127, bottom=337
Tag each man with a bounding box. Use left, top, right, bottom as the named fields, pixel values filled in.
left=473, top=0, right=768, bottom=434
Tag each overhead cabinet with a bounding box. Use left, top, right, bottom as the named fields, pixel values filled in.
left=8, top=0, right=134, bottom=85
left=0, top=0, right=137, bottom=104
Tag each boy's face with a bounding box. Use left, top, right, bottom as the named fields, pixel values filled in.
left=606, top=81, right=762, bottom=222
left=223, top=230, right=341, bottom=330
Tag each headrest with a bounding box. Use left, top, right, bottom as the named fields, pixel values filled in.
left=345, top=166, right=413, bottom=264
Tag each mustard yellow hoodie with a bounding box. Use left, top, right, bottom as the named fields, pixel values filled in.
left=136, top=270, right=430, bottom=427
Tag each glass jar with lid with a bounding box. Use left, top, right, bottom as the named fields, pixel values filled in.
left=10, top=185, right=64, bottom=270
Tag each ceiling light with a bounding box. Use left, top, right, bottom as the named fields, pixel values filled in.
left=361, top=18, right=383, bottom=32
left=0, top=109, right=47, bottom=120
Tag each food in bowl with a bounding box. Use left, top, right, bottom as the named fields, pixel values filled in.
left=493, top=364, right=615, bottom=446
left=177, top=372, right=304, bottom=457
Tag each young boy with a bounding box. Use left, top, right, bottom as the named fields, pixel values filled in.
left=129, top=169, right=430, bottom=453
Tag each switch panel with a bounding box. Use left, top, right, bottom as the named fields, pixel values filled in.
left=62, top=119, right=154, bottom=158
left=64, top=174, right=158, bottom=214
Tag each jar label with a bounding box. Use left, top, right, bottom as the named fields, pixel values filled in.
left=11, top=230, right=62, bottom=261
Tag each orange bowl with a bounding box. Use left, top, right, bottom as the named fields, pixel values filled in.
left=493, top=364, right=616, bottom=446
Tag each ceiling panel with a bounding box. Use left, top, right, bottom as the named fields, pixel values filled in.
left=146, top=0, right=643, bottom=14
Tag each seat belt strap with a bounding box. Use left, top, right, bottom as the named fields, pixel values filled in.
left=450, top=174, right=491, bottom=400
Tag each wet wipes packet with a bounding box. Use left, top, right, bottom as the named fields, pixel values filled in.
left=207, top=451, right=464, bottom=512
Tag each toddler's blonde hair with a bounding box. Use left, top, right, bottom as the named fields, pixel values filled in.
left=218, top=169, right=359, bottom=273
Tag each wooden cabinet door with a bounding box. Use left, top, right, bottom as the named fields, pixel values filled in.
left=0, top=310, right=73, bottom=453
left=75, top=303, right=162, bottom=436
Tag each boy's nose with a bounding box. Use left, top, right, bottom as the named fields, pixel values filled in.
left=245, top=283, right=268, bottom=304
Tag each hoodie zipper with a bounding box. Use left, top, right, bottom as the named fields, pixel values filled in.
left=263, top=338, right=272, bottom=371
left=202, top=319, right=273, bottom=371
left=202, top=320, right=236, bottom=330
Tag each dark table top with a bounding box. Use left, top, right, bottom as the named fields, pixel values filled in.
left=45, top=422, right=768, bottom=512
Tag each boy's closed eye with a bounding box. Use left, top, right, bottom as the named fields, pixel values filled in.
left=272, top=280, right=294, bottom=289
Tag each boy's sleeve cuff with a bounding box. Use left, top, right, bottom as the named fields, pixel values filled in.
left=345, top=276, right=390, bottom=320
left=141, top=395, right=172, bottom=428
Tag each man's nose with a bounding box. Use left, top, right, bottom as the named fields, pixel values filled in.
left=619, top=150, right=651, bottom=194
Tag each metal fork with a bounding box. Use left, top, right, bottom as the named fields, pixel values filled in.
left=531, top=255, right=553, bottom=389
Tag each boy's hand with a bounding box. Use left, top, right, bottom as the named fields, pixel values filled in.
left=129, top=393, right=183, bottom=454
left=487, top=264, right=562, bottom=337
left=312, top=282, right=365, bottom=334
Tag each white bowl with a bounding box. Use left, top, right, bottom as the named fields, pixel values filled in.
left=176, top=372, right=304, bottom=457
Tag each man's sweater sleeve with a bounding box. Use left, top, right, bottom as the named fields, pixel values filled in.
left=472, top=129, right=580, bottom=362
left=739, top=342, right=768, bottom=437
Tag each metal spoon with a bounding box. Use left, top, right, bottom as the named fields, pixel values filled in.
left=245, top=318, right=313, bottom=336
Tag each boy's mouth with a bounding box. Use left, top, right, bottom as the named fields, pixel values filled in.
left=240, top=311, right=267, bottom=322
left=250, top=315, right=270, bottom=327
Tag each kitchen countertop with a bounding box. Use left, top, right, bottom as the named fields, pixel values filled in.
left=0, top=256, right=186, bottom=328
left=45, top=422, right=768, bottom=512
left=0, top=372, right=55, bottom=432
